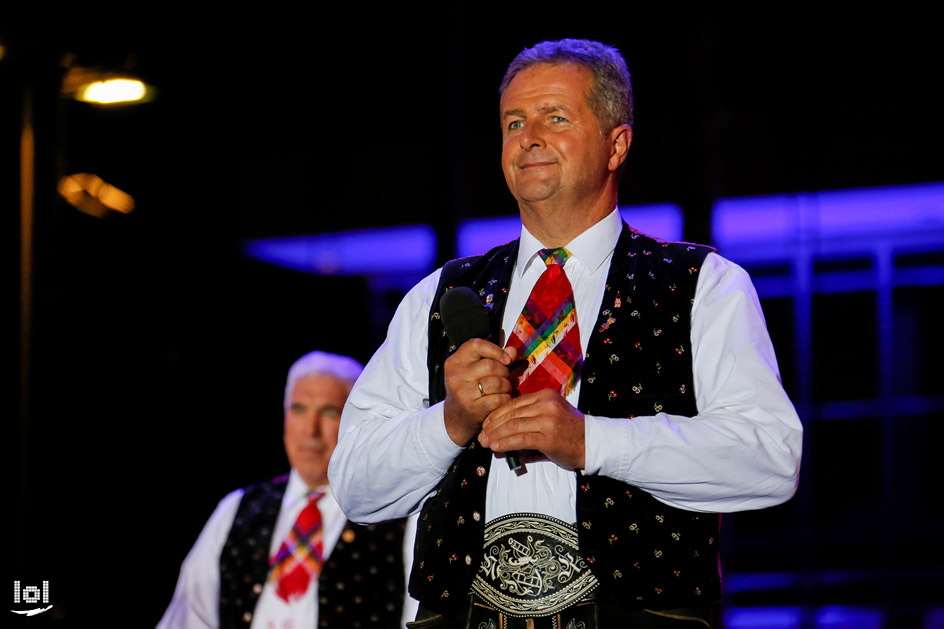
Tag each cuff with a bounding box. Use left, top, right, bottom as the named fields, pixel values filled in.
left=411, top=400, right=464, bottom=475
left=583, top=414, right=634, bottom=479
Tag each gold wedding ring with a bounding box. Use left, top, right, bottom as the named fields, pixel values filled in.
left=478, top=382, right=485, bottom=397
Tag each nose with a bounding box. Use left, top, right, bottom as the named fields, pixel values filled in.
left=307, top=412, right=324, bottom=438
left=518, top=121, right=547, bottom=151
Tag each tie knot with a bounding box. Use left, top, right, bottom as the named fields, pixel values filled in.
left=539, top=247, right=571, bottom=267
left=307, top=490, right=325, bottom=504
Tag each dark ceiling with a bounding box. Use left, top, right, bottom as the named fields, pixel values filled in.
left=4, top=6, right=941, bottom=246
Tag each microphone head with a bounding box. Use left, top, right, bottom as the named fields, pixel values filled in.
left=440, top=286, right=490, bottom=346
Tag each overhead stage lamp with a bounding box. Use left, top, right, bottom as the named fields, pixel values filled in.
left=57, top=173, right=135, bottom=218
left=61, top=65, right=154, bottom=105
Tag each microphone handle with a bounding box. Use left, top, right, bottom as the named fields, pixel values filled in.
left=503, top=360, right=528, bottom=470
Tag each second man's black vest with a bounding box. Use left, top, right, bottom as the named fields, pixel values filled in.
left=219, top=475, right=406, bottom=628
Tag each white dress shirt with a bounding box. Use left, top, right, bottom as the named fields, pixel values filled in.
left=157, top=468, right=418, bottom=629
left=329, top=209, right=803, bottom=526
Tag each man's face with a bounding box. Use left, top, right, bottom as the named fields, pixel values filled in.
left=283, top=373, right=350, bottom=488
left=501, top=63, right=617, bottom=209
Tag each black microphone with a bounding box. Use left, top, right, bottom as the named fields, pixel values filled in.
left=440, top=286, right=489, bottom=345
left=440, top=287, right=522, bottom=471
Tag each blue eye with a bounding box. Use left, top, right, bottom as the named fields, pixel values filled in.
left=508, top=120, right=524, bottom=130
left=552, top=115, right=568, bottom=123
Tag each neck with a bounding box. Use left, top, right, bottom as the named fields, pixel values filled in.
left=518, top=186, right=617, bottom=248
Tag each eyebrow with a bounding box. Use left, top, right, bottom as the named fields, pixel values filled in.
left=501, top=104, right=571, bottom=121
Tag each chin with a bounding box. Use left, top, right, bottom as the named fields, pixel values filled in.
left=514, top=181, right=558, bottom=201
left=299, top=471, right=330, bottom=488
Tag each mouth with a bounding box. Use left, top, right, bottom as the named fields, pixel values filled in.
left=298, top=443, right=328, bottom=456
left=519, top=161, right=556, bottom=169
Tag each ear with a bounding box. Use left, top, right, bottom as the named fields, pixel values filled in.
left=608, top=124, right=632, bottom=172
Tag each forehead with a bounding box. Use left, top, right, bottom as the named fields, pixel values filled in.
left=290, top=373, right=349, bottom=403
left=500, top=62, right=594, bottom=113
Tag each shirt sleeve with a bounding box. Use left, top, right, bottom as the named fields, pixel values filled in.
left=583, top=252, right=804, bottom=513
left=328, top=268, right=464, bottom=523
left=156, top=490, right=243, bottom=629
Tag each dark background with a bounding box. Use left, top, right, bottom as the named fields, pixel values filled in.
left=4, top=5, right=942, bottom=626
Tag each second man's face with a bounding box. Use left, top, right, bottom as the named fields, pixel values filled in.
left=500, top=63, right=615, bottom=210
left=283, top=373, right=350, bottom=489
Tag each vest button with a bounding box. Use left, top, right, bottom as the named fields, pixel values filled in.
left=242, top=611, right=253, bottom=623
left=252, top=583, right=263, bottom=595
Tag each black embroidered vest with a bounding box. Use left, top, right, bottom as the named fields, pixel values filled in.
left=219, top=475, right=406, bottom=628
left=409, top=224, right=721, bottom=616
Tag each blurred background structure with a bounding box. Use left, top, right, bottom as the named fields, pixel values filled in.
left=4, top=6, right=943, bottom=628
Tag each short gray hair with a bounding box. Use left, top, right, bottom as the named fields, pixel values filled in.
left=499, top=38, right=633, bottom=134
left=283, top=351, right=364, bottom=411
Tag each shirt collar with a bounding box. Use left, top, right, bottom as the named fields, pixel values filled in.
left=286, top=467, right=330, bottom=509
left=516, top=207, right=622, bottom=278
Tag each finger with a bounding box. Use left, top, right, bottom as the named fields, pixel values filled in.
left=480, top=399, right=551, bottom=448
left=487, top=406, right=586, bottom=471
left=473, top=392, right=513, bottom=417
left=456, top=370, right=512, bottom=409
left=456, top=338, right=513, bottom=365
left=476, top=375, right=515, bottom=398
left=445, top=351, right=515, bottom=411
left=446, top=351, right=514, bottom=387
left=485, top=426, right=547, bottom=454
left=483, top=389, right=550, bottom=429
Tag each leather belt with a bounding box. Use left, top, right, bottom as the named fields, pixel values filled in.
left=469, top=599, right=596, bottom=629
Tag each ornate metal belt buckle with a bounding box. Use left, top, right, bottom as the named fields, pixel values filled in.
left=471, top=513, right=598, bottom=617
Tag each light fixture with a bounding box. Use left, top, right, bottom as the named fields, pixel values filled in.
left=77, top=78, right=147, bottom=104
left=61, top=66, right=154, bottom=105
left=57, top=173, right=135, bottom=218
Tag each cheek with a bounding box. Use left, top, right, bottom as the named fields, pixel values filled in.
left=501, top=147, right=517, bottom=183
left=282, top=425, right=297, bottom=451
left=324, top=419, right=342, bottom=445
left=552, top=135, right=575, bottom=158
left=283, top=417, right=305, bottom=444
left=501, top=137, right=517, bottom=162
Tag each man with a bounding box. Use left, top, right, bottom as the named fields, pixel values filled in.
left=158, top=351, right=418, bottom=628
left=329, top=39, right=802, bottom=628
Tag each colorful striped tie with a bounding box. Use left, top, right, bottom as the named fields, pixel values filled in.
left=269, top=491, right=325, bottom=602
left=506, top=247, right=582, bottom=397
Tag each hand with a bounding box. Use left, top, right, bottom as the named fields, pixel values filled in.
left=478, top=389, right=586, bottom=470
left=443, top=340, right=517, bottom=446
